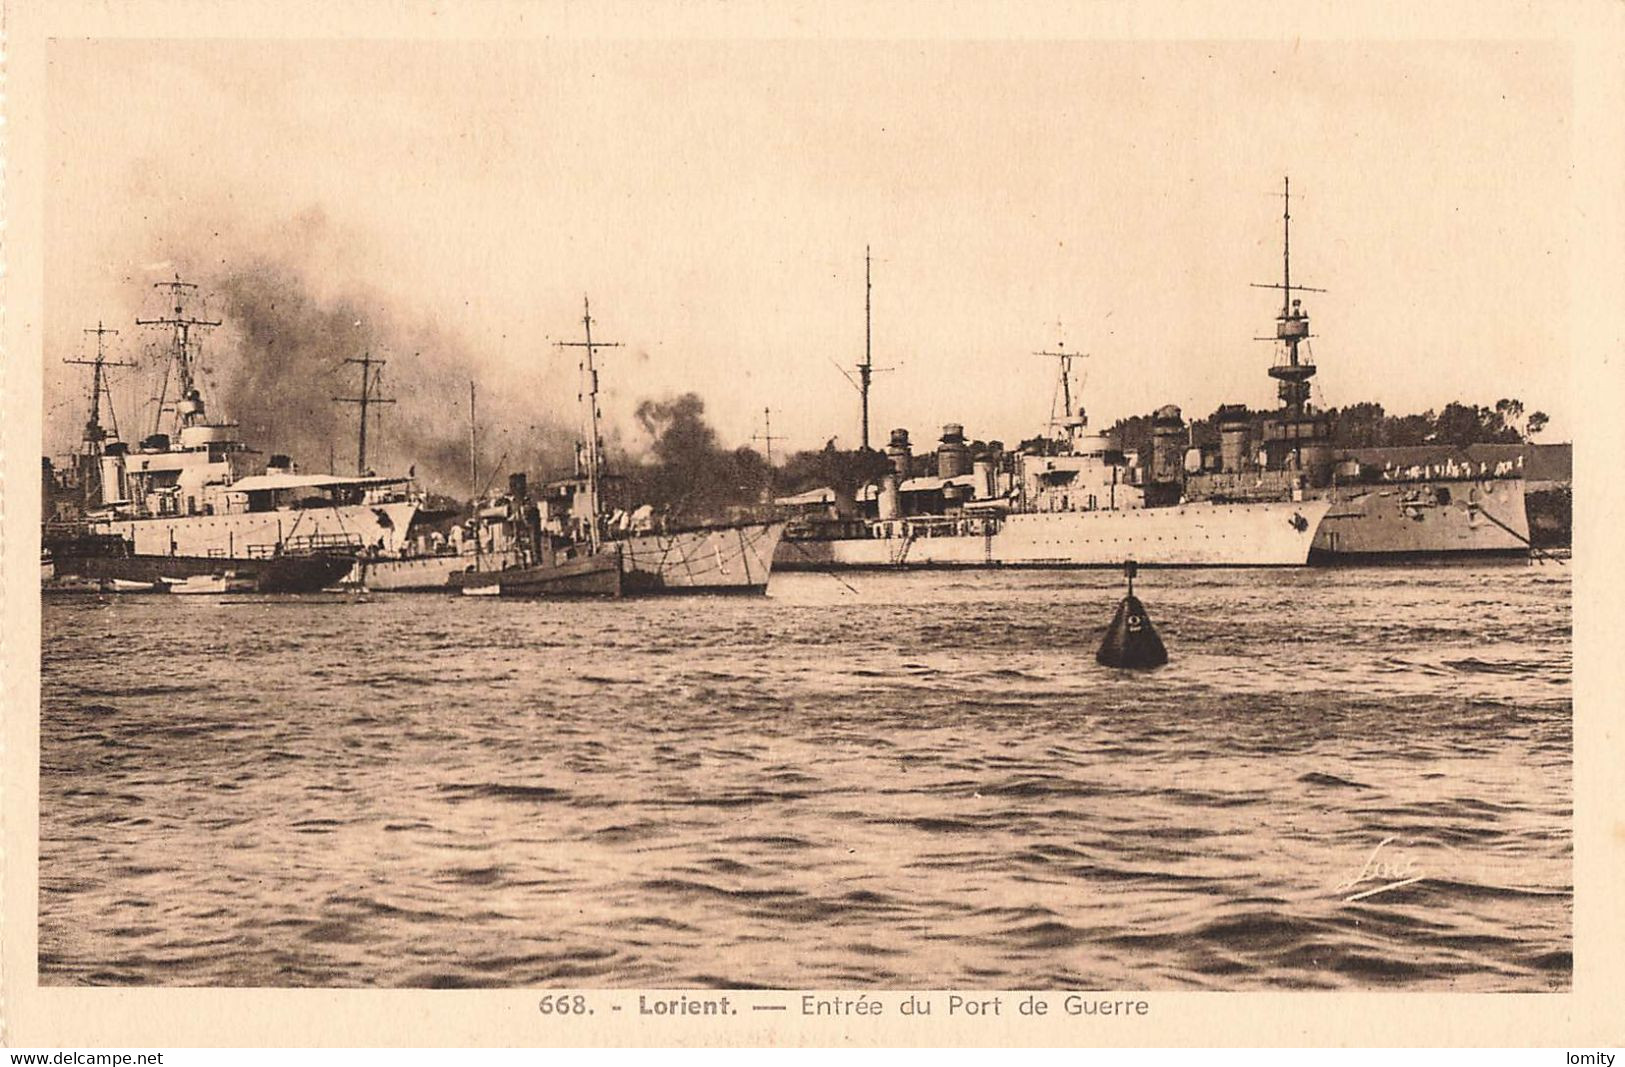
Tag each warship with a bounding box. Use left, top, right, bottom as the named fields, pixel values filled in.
left=775, top=419, right=1330, bottom=570
left=1176, top=178, right=1533, bottom=562
left=42, top=285, right=381, bottom=594
left=774, top=251, right=1331, bottom=571
left=449, top=298, right=786, bottom=597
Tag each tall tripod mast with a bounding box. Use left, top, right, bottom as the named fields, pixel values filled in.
left=556, top=297, right=622, bottom=553
left=1035, top=329, right=1089, bottom=438
left=65, top=323, right=135, bottom=506
left=332, top=353, right=395, bottom=475
left=137, top=277, right=220, bottom=434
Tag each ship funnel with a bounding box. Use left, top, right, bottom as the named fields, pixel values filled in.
left=1149, top=405, right=1186, bottom=484
left=1217, top=405, right=1251, bottom=473
left=886, top=428, right=913, bottom=479
left=936, top=424, right=970, bottom=479
left=972, top=454, right=996, bottom=499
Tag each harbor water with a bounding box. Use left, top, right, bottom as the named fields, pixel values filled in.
left=39, top=564, right=1571, bottom=990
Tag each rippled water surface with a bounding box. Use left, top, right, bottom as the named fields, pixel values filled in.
left=39, top=564, right=1571, bottom=990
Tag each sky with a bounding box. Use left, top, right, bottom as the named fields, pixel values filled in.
left=43, top=38, right=1574, bottom=486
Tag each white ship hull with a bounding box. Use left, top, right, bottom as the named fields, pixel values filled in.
left=777, top=499, right=1331, bottom=569
left=92, top=501, right=420, bottom=559
left=620, top=521, right=786, bottom=592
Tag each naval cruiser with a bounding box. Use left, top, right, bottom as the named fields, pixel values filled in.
left=775, top=413, right=1330, bottom=570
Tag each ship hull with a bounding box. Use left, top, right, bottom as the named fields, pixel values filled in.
left=456, top=551, right=623, bottom=598
left=352, top=548, right=524, bottom=591
left=43, top=551, right=355, bottom=593
left=1309, top=478, right=1529, bottom=562
left=776, top=501, right=1329, bottom=570
left=91, top=501, right=420, bottom=559
left=446, top=522, right=786, bottom=597
left=617, top=521, right=785, bottom=594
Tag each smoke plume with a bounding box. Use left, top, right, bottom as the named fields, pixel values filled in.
left=150, top=255, right=580, bottom=499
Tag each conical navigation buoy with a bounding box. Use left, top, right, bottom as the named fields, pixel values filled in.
left=1096, top=560, right=1168, bottom=669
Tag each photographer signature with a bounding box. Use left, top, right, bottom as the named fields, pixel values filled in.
left=1332, top=836, right=1425, bottom=902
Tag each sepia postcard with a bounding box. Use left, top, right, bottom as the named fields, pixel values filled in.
left=3, top=0, right=1622, bottom=1049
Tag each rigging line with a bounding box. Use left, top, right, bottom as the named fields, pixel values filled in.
left=1465, top=496, right=1563, bottom=566
left=738, top=525, right=762, bottom=588
left=781, top=536, right=860, bottom=595
left=1436, top=439, right=1558, bottom=564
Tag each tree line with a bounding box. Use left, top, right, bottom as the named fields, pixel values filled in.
left=1107, top=399, right=1549, bottom=460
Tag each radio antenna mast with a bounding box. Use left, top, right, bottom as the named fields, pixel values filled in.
left=556, top=297, right=622, bottom=553
left=137, top=277, right=220, bottom=434
left=751, top=406, right=786, bottom=502
left=332, top=352, right=395, bottom=475
left=851, top=246, right=895, bottom=450
left=1035, top=326, right=1090, bottom=439
left=1251, top=175, right=1327, bottom=420
left=65, top=322, right=135, bottom=449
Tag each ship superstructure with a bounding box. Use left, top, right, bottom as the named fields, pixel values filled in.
left=62, top=279, right=420, bottom=566
left=776, top=304, right=1329, bottom=570
left=1177, top=178, right=1532, bottom=560
left=453, top=298, right=785, bottom=597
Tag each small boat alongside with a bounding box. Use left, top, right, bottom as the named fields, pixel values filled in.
left=162, top=572, right=256, bottom=595
left=457, top=545, right=623, bottom=598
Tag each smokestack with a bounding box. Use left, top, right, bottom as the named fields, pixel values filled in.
left=886, top=428, right=913, bottom=479
left=936, top=423, right=970, bottom=479
left=1218, top=405, right=1251, bottom=473
left=1150, top=405, right=1186, bottom=483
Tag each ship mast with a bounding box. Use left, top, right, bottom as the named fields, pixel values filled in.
left=137, top=277, right=220, bottom=435
left=1252, top=176, right=1326, bottom=421
left=861, top=247, right=873, bottom=450
left=65, top=322, right=134, bottom=451
left=854, top=246, right=896, bottom=451
left=1035, top=329, right=1089, bottom=443
left=557, top=297, right=622, bottom=553
left=332, top=353, right=395, bottom=475
left=64, top=323, right=135, bottom=505
left=752, top=406, right=785, bottom=502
